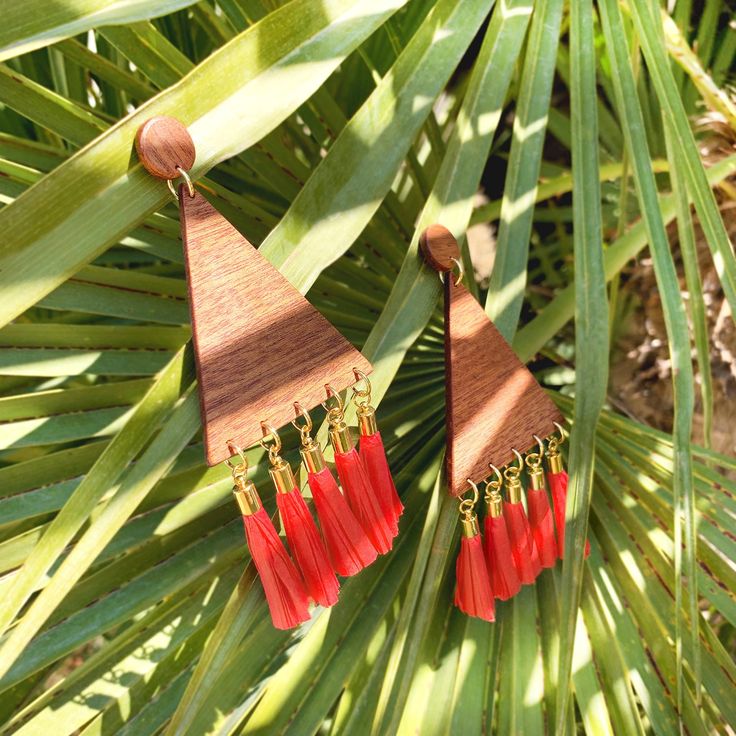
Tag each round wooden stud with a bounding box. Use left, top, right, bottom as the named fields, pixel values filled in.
left=135, top=116, right=195, bottom=179
left=419, top=224, right=460, bottom=272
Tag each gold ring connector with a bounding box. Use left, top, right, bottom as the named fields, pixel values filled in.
left=225, top=440, right=259, bottom=515
left=291, top=402, right=313, bottom=441
left=293, top=402, right=326, bottom=473
left=322, top=384, right=344, bottom=421
left=503, top=450, right=524, bottom=504
left=525, top=435, right=545, bottom=470
left=352, top=368, right=372, bottom=403
left=225, top=440, right=247, bottom=474
left=259, top=420, right=282, bottom=463
left=439, top=257, right=464, bottom=287
left=459, top=479, right=480, bottom=537
left=167, top=166, right=195, bottom=200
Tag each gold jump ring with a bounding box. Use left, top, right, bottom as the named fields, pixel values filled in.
left=167, top=166, right=195, bottom=200
left=439, top=257, right=464, bottom=287
left=259, top=420, right=282, bottom=460
left=225, top=440, right=247, bottom=474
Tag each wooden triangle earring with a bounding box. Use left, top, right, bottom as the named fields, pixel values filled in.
left=135, top=117, right=376, bottom=628
left=420, top=225, right=567, bottom=618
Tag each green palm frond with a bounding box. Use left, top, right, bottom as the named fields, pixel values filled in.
left=0, top=1, right=734, bottom=734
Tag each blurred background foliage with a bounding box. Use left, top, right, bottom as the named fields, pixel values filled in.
left=0, top=0, right=734, bottom=733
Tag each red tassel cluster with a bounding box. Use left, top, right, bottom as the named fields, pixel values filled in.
left=454, top=440, right=594, bottom=620
left=455, top=486, right=543, bottom=620
left=236, top=392, right=404, bottom=631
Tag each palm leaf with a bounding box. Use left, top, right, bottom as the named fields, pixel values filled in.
left=0, top=1, right=734, bottom=734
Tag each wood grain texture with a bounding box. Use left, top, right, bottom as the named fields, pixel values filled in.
left=419, top=224, right=460, bottom=272
left=444, top=279, right=562, bottom=496
left=135, top=116, right=195, bottom=179
left=180, top=189, right=373, bottom=466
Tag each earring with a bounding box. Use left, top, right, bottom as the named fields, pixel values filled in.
left=227, top=442, right=309, bottom=630
left=292, top=403, right=378, bottom=576
left=454, top=481, right=495, bottom=622
left=483, top=466, right=521, bottom=600
left=524, top=436, right=558, bottom=569
left=546, top=423, right=590, bottom=560
left=352, top=369, right=403, bottom=534
left=261, top=422, right=339, bottom=608
left=324, top=386, right=395, bottom=554
left=419, top=224, right=570, bottom=616
left=135, top=117, right=376, bottom=630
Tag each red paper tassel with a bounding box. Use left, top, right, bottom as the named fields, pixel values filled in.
left=455, top=529, right=495, bottom=622
left=483, top=514, right=522, bottom=600
left=526, top=487, right=558, bottom=569
left=334, top=447, right=394, bottom=554
left=277, top=487, right=340, bottom=607
left=359, top=430, right=403, bottom=532
left=242, top=506, right=310, bottom=630
left=503, top=501, right=542, bottom=584
left=307, top=466, right=378, bottom=576
left=548, top=469, right=591, bottom=559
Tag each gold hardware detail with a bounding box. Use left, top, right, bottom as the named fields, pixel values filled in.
left=325, top=384, right=354, bottom=454
left=485, top=464, right=504, bottom=518
left=525, top=435, right=546, bottom=491
left=352, top=369, right=378, bottom=436
left=503, top=449, right=524, bottom=504
left=233, top=476, right=259, bottom=515
left=167, top=166, right=195, bottom=200
left=292, top=402, right=326, bottom=473
left=546, top=423, right=565, bottom=474
left=225, top=440, right=259, bottom=515
left=269, top=457, right=296, bottom=494
left=439, top=257, right=464, bottom=287
left=459, top=480, right=480, bottom=538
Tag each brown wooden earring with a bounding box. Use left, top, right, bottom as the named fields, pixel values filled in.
left=136, top=116, right=375, bottom=631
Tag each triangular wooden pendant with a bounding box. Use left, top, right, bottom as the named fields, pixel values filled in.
left=444, top=280, right=562, bottom=496
left=179, top=189, right=372, bottom=466
left=418, top=223, right=562, bottom=497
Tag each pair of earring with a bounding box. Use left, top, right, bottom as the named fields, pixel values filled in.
left=454, top=427, right=590, bottom=622
left=228, top=375, right=403, bottom=630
